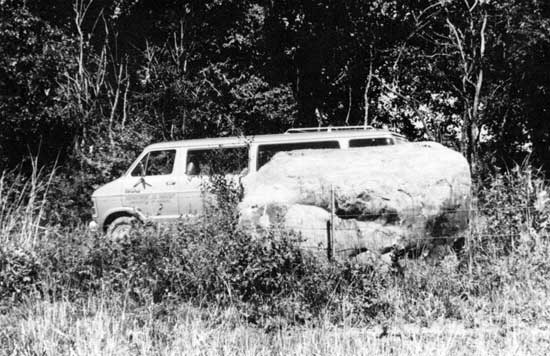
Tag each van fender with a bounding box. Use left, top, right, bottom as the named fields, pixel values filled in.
left=101, top=207, right=147, bottom=231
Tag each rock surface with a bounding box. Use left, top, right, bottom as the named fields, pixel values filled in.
left=239, top=142, right=471, bottom=260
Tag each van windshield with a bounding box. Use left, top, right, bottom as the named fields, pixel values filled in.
left=257, top=141, right=340, bottom=169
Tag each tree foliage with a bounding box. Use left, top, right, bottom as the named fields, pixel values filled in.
left=0, top=2, right=78, bottom=166
left=1, top=0, right=550, bottom=187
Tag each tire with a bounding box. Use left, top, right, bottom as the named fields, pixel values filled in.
left=107, top=216, right=137, bottom=239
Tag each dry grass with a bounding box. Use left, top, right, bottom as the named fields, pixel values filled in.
left=3, top=237, right=547, bottom=356
left=1, top=297, right=549, bottom=356
left=2, top=164, right=550, bottom=355
left=0, top=158, right=55, bottom=249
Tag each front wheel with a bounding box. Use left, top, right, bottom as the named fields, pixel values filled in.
left=107, top=216, right=138, bottom=239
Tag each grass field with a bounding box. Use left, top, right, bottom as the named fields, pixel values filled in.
left=2, top=296, right=549, bottom=356
left=2, top=166, right=550, bottom=355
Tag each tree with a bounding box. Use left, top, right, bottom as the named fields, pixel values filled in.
left=261, top=0, right=420, bottom=127
left=379, top=0, right=550, bottom=174
left=441, top=0, right=488, bottom=174
left=0, top=2, right=78, bottom=167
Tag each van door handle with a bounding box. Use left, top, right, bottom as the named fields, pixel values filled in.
left=166, top=181, right=176, bottom=186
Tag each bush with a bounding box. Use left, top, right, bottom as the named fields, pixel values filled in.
left=475, top=162, right=550, bottom=254
left=0, top=247, right=42, bottom=302
left=0, top=171, right=390, bottom=326
left=22, top=222, right=388, bottom=327
left=388, top=163, right=550, bottom=325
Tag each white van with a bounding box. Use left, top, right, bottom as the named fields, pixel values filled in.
left=90, top=126, right=407, bottom=235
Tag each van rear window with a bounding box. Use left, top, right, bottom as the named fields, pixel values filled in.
left=257, top=141, right=340, bottom=168
left=349, top=138, right=394, bottom=147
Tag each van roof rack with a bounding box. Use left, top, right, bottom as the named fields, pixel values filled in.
left=285, top=125, right=376, bottom=134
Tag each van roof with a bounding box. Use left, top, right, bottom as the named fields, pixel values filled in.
left=145, top=128, right=405, bottom=150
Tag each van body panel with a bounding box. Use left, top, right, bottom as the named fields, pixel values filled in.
left=178, top=175, right=204, bottom=216
left=121, top=175, right=180, bottom=219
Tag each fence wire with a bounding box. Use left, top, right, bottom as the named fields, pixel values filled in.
left=244, top=202, right=545, bottom=259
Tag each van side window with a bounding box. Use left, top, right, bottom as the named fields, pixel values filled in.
left=349, top=138, right=394, bottom=148
left=131, top=150, right=176, bottom=176
left=257, top=141, right=340, bottom=168
left=394, top=136, right=408, bottom=144
left=186, top=146, right=248, bottom=176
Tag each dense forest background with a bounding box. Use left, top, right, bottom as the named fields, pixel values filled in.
left=1, top=0, right=550, bottom=221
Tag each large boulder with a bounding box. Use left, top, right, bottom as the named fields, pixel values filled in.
left=239, top=142, right=471, bottom=260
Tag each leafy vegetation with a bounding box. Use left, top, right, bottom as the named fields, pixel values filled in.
left=0, top=163, right=549, bottom=354
left=2, top=0, right=550, bottom=224
left=1, top=165, right=549, bottom=327
left=2, top=1, right=550, bottom=178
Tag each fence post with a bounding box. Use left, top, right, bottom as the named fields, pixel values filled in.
left=468, top=197, right=474, bottom=278
left=326, top=220, right=332, bottom=261
left=328, top=184, right=336, bottom=261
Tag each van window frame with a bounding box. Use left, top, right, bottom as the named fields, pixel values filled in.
left=255, top=139, right=341, bottom=170
left=348, top=137, right=395, bottom=148
left=393, top=135, right=408, bottom=144
left=184, top=144, right=251, bottom=177
left=124, top=131, right=408, bottom=177
left=130, top=149, right=177, bottom=177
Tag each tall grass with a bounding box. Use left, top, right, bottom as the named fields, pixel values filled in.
left=2, top=296, right=549, bottom=356
left=1, top=163, right=550, bottom=354
left=0, top=157, right=55, bottom=248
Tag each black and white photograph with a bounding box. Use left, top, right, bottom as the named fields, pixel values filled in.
left=1, top=0, right=550, bottom=354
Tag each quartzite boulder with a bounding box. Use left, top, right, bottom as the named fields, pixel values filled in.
left=239, top=142, right=471, bottom=260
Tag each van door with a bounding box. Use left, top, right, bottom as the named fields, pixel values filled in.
left=122, top=149, right=180, bottom=220
left=179, top=173, right=203, bottom=216
left=180, top=146, right=249, bottom=216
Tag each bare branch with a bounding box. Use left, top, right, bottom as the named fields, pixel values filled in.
left=466, top=0, right=479, bottom=13
left=364, top=57, right=374, bottom=127
left=480, top=12, right=487, bottom=57
left=393, top=4, right=442, bottom=71
left=121, top=65, right=130, bottom=129
left=107, top=63, right=124, bottom=148
left=345, top=86, right=352, bottom=126
left=447, top=18, right=468, bottom=76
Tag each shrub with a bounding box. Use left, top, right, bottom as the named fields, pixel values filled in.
left=0, top=247, right=42, bottom=302
left=0, top=168, right=390, bottom=325
left=388, top=163, right=550, bottom=325
left=475, top=162, right=550, bottom=255
left=27, top=222, right=388, bottom=327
